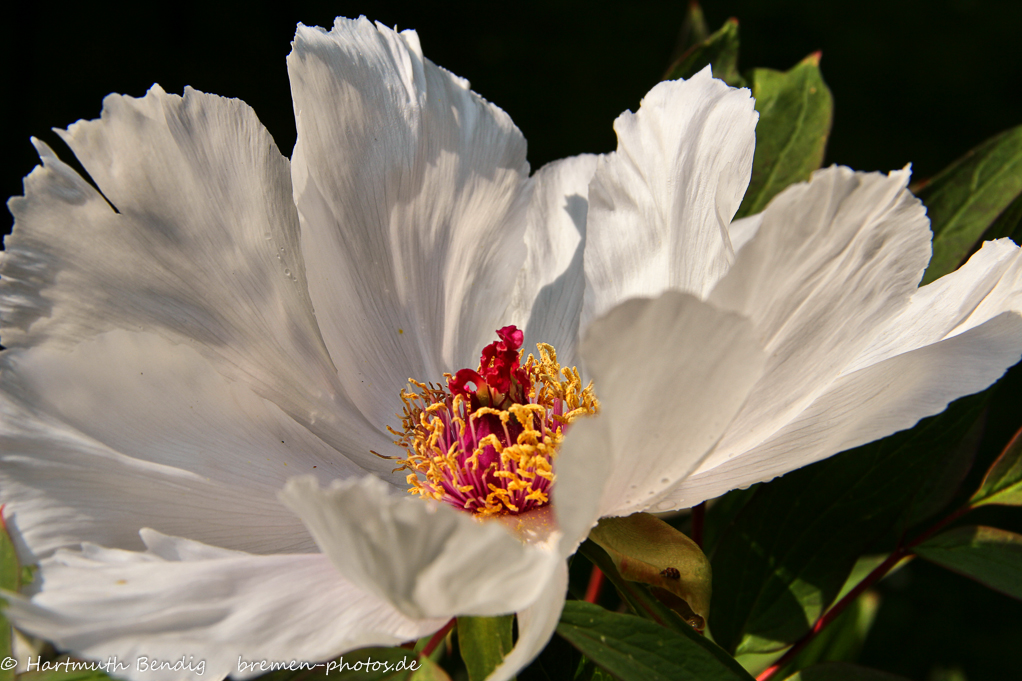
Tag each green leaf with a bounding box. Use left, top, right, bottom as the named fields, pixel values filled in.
left=409, top=656, right=452, bottom=681
left=664, top=18, right=743, bottom=86
left=914, top=525, right=1022, bottom=600
left=788, top=590, right=880, bottom=670
left=782, top=662, right=912, bottom=681
left=703, top=486, right=759, bottom=558
left=578, top=540, right=695, bottom=637
left=0, top=511, right=20, bottom=681
left=903, top=410, right=984, bottom=527
left=457, top=615, right=514, bottom=681
left=970, top=426, right=1022, bottom=507
left=735, top=54, right=833, bottom=219
left=667, top=1, right=710, bottom=66
left=709, top=392, right=987, bottom=655
left=978, top=185, right=1022, bottom=244
left=917, top=123, right=1022, bottom=284
left=588, top=514, right=711, bottom=630
left=833, top=554, right=891, bottom=603
left=575, top=657, right=616, bottom=681
left=557, top=601, right=754, bottom=681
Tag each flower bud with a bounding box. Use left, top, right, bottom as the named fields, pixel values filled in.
left=589, top=512, right=711, bottom=631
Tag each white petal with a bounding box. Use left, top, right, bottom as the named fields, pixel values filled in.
left=279, top=476, right=560, bottom=620
left=507, top=154, right=600, bottom=367
left=703, top=166, right=932, bottom=469
left=551, top=415, right=615, bottom=558
left=669, top=311, right=1022, bottom=507
left=485, top=561, right=568, bottom=681
left=555, top=292, right=767, bottom=535
left=4, top=531, right=444, bottom=681
left=0, top=87, right=390, bottom=474
left=289, top=18, right=532, bottom=430
left=728, top=213, right=764, bottom=254
left=0, top=400, right=311, bottom=560
left=5, top=330, right=365, bottom=492
left=960, top=241, right=1022, bottom=324
left=582, top=67, right=757, bottom=328
left=847, top=238, right=1022, bottom=373
left=0, top=329, right=373, bottom=558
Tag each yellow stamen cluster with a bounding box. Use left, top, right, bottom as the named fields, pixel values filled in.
left=387, top=343, right=599, bottom=516
left=525, top=344, right=600, bottom=424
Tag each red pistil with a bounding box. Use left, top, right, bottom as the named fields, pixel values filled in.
left=449, top=325, right=529, bottom=408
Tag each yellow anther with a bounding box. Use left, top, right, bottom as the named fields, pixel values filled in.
left=387, top=340, right=599, bottom=516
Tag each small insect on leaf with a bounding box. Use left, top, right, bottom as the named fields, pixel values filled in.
left=661, top=567, right=681, bottom=580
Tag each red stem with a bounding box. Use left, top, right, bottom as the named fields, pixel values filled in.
left=756, top=505, right=973, bottom=681
left=691, top=501, right=706, bottom=548
left=421, top=619, right=456, bottom=657
left=585, top=565, right=605, bottom=604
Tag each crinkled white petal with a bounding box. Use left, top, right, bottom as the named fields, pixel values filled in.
left=848, top=238, right=1022, bottom=372
left=4, top=329, right=365, bottom=494
left=485, top=561, right=568, bottom=681
left=554, top=292, right=766, bottom=544
left=667, top=311, right=1022, bottom=508
left=279, top=476, right=560, bottom=620
left=0, top=401, right=310, bottom=560
left=702, top=166, right=932, bottom=470
left=288, top=17, right=532, bottom=432
left=0, top=329, right=376, bottom=559
left=3, top=531, right=444, bottom=681
left=0, top=87, right=390, bottom=473
left=507, top=154, right=600, bottom=368
left=582, top=67, right=757, bottom=329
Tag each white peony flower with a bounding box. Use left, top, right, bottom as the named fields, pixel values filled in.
left=2, top=15, right=1021, bottom=681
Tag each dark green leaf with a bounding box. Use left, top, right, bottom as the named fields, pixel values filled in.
left=735, top=54, right=833, bottom=219
left=457, top=615, right=514, bottom=681
left=663, top=18, right=742, bottom=86
left=575, top=657, right=616, bottom=681
left=787, top=590, right=880, bottom=671
left=978, top=186, right=1022, bottom=244
left=915, top=525, right=1022, bottom=600
left=703, top=486, right=759, bottom=558
left=782, top=662, right=911, bottom=681
left=557, top=601, right=754, bottom=681
left=903, top=410, right=984, bottom=527
left=0, top=512, right=20, bottom=681
left=970, top=426, right=1022, bottom=507
left=667, top=1, right=710, bottom=66
left=710, top=393, right=987, bottom=655
left=917, top=123, right=1022, bottom=284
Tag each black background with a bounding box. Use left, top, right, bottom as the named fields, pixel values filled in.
left=4, top=0, right=1022, bottom=230
left=3, top=2, right=1022, bottom=679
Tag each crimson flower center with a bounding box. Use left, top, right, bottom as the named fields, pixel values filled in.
left=387, top=326, right=598, bottom=516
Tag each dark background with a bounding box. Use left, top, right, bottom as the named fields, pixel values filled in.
left=4, top=0, right=1022, bottom=232
left=3, top=2, right=1022, bottom=679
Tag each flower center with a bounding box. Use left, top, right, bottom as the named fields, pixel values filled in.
left=385, top=326, right=598, bottom=516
